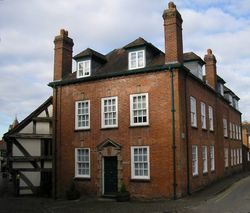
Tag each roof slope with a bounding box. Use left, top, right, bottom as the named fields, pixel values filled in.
left=4, top=96, right=53, bottom=138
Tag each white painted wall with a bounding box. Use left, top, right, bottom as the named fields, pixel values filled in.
left=47, top=105, right=53, bottom=117
left=19, top=122, right=33, bottom=134
left=21, top=171, right=40, bottom=186
left=37, top=110, right=46, bottom=118
left=13, top=162, right=34, bottom=169
left=36, top=122, right=50, bottom=134
left=16, top=139, right=41, bottom=156
left=44, top=162, right=52, bottom=169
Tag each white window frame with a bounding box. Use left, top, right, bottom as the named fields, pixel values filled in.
left=75, top=100, right=90, bottom=130
left=236, top=125, right=238, bottom=140
left=239, top=126, right=242, bottom=140
left=192, top=145, right=198, bottom=176
left=128, top=49, right=145, bottom=70
left=231, top=149, right=234, bottom=166
left=130, top=93, right=149, bottom=126
left=190, top=97, right=197, bottom=127
left=208, top=106, right=214, bottom=131
left=201, top=102, right=206, bottom=129
left=232, top=124, right=235, bottom=139
left=75, top=148, right=90, bottom=178
left=131, top=146, right=150, bottom=180
left=202, top=146, right=208, bottom=173
left=229, top=122, right=232, bottom=139
left=240, top=148, right=242, bottom=164
left=101, top=96, right=118, bottom=128
left=223, top=118, right=228, bottom=137
left=234, top=149, right=236, bottom=165
left=237, top=149, right=240, bottom=164
left=77, top=59, right=91, bottom=78
left=210, top=145, right=215, bottom=171
left=224, top=148, right=229, bottom=168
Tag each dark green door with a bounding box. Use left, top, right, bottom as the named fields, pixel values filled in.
left=104, top=157, right=118, bottom=195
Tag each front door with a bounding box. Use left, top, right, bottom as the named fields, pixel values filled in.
left=103, top=157, right=118, bottom=195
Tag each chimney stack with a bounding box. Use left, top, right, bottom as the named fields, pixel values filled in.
left=53, top=29, right=74, bottom=81
left=204, top=49, right=217, bottom=89
left=162, top=2, right=183, bottom=64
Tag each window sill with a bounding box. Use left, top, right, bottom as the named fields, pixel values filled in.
left=74, top=177, right=91, bottom=181
left=202, top=128, right=207, bottom=131
left=191, top=126, right=198, bottom=129
left=129, top=125, right=150, bottom=128
left=209, top=129, right=214, bottom=133
left=202, top=172, right=208, bottom=176
left=130, top=178, right=150, bottom=183
left=100, top=127, right=119, bottom=130
left=192, top=174, right=199, bottom=178
left=74, top=128, right=90, bottom=132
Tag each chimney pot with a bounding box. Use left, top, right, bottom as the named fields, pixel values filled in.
left=207, top=49, right=212, bottom=55
left=168, top=2, right=176, bottom=9
left=60, top=29, right=68, bottom=37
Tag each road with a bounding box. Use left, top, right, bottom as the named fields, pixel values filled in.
left=0, top=171, right=250, bottom=213
left=185, top=176, right=250, bottom=213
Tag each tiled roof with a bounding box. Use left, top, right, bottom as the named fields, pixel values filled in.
left=183, top=52, right=205, bottom=65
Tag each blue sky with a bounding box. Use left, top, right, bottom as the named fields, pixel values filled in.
left=1, top=0, right=250, bottom=139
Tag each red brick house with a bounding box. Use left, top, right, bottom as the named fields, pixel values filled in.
left=49, top=2, right=242, bottom=199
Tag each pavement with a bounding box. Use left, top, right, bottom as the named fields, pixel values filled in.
left=0, top=171, right=249, bottom=213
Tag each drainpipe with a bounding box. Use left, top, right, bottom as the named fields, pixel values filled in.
left=184, top=71, right=190, bottom=195
left=170, top=66, right=177, bottom=200
left=52, top=87, right=58, bottom=199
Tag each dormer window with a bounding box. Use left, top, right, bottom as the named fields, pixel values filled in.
left=219, top=83, right=224, bottom=96
left=77, top=60, right=91, bottom=78
left=129, top=50, right=145, bottom=70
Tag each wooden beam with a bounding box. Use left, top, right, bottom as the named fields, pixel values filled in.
left=33, top=117, right=52, bottom=122
left=10, top=133, right=52, bottom=139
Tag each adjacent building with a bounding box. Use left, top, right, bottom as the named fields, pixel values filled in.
left=3, top=97, right=53, bottom=196
left=242, top=122, right=250, bottom=171
left=49, top=2, right=242, bottom=199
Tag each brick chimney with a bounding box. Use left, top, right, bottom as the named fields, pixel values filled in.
left=204, top=49, right=217, bottom=89
left=162, top=2, right=183, bottom=64
left=53, top=29, right=74, bottom=81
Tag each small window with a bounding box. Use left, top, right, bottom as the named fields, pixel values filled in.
left=231, top=149, right=234, bottom=166
left=224, top=148, right=228, bottom=168
left=223, top=118, right=228, bottom=137
left=130, top=93, right=149, bottom=126
left=237, top=149, right=240, bottom=164
left=101, top=96, right=118, bottom=128
left=202, top=146, right=208, bottom=173
left=229, top=122, right=232, bottom=139
left=128, top=50, right=145, bottom=70
left=234, top=149, right=236, bottom=165
left=190, top=97, right=197, bottom=127
left=192, top=145, right=198, bottom=176
left=239, top=126, right=242, bottom=140
left=210, top=145, right=215, bottom=171
left=235, top=125, right=238, bottom=140
left=75, top=100, right=90, bottom=130
left=75, top=148, right=90, bottom=178
left=131, top=146, right=150, bottom=179
left=240, top=148, right=242, bottom=164
left=77, top=60, right=91, bottom=78
left=232, top=123, right=235, bottom=139
left=201, top=102, right=206, bottom=129
left=208, top=106, right=214, bottom=131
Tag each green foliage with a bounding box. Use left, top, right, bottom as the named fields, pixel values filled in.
left=119, top=182, right=127, bottom=193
